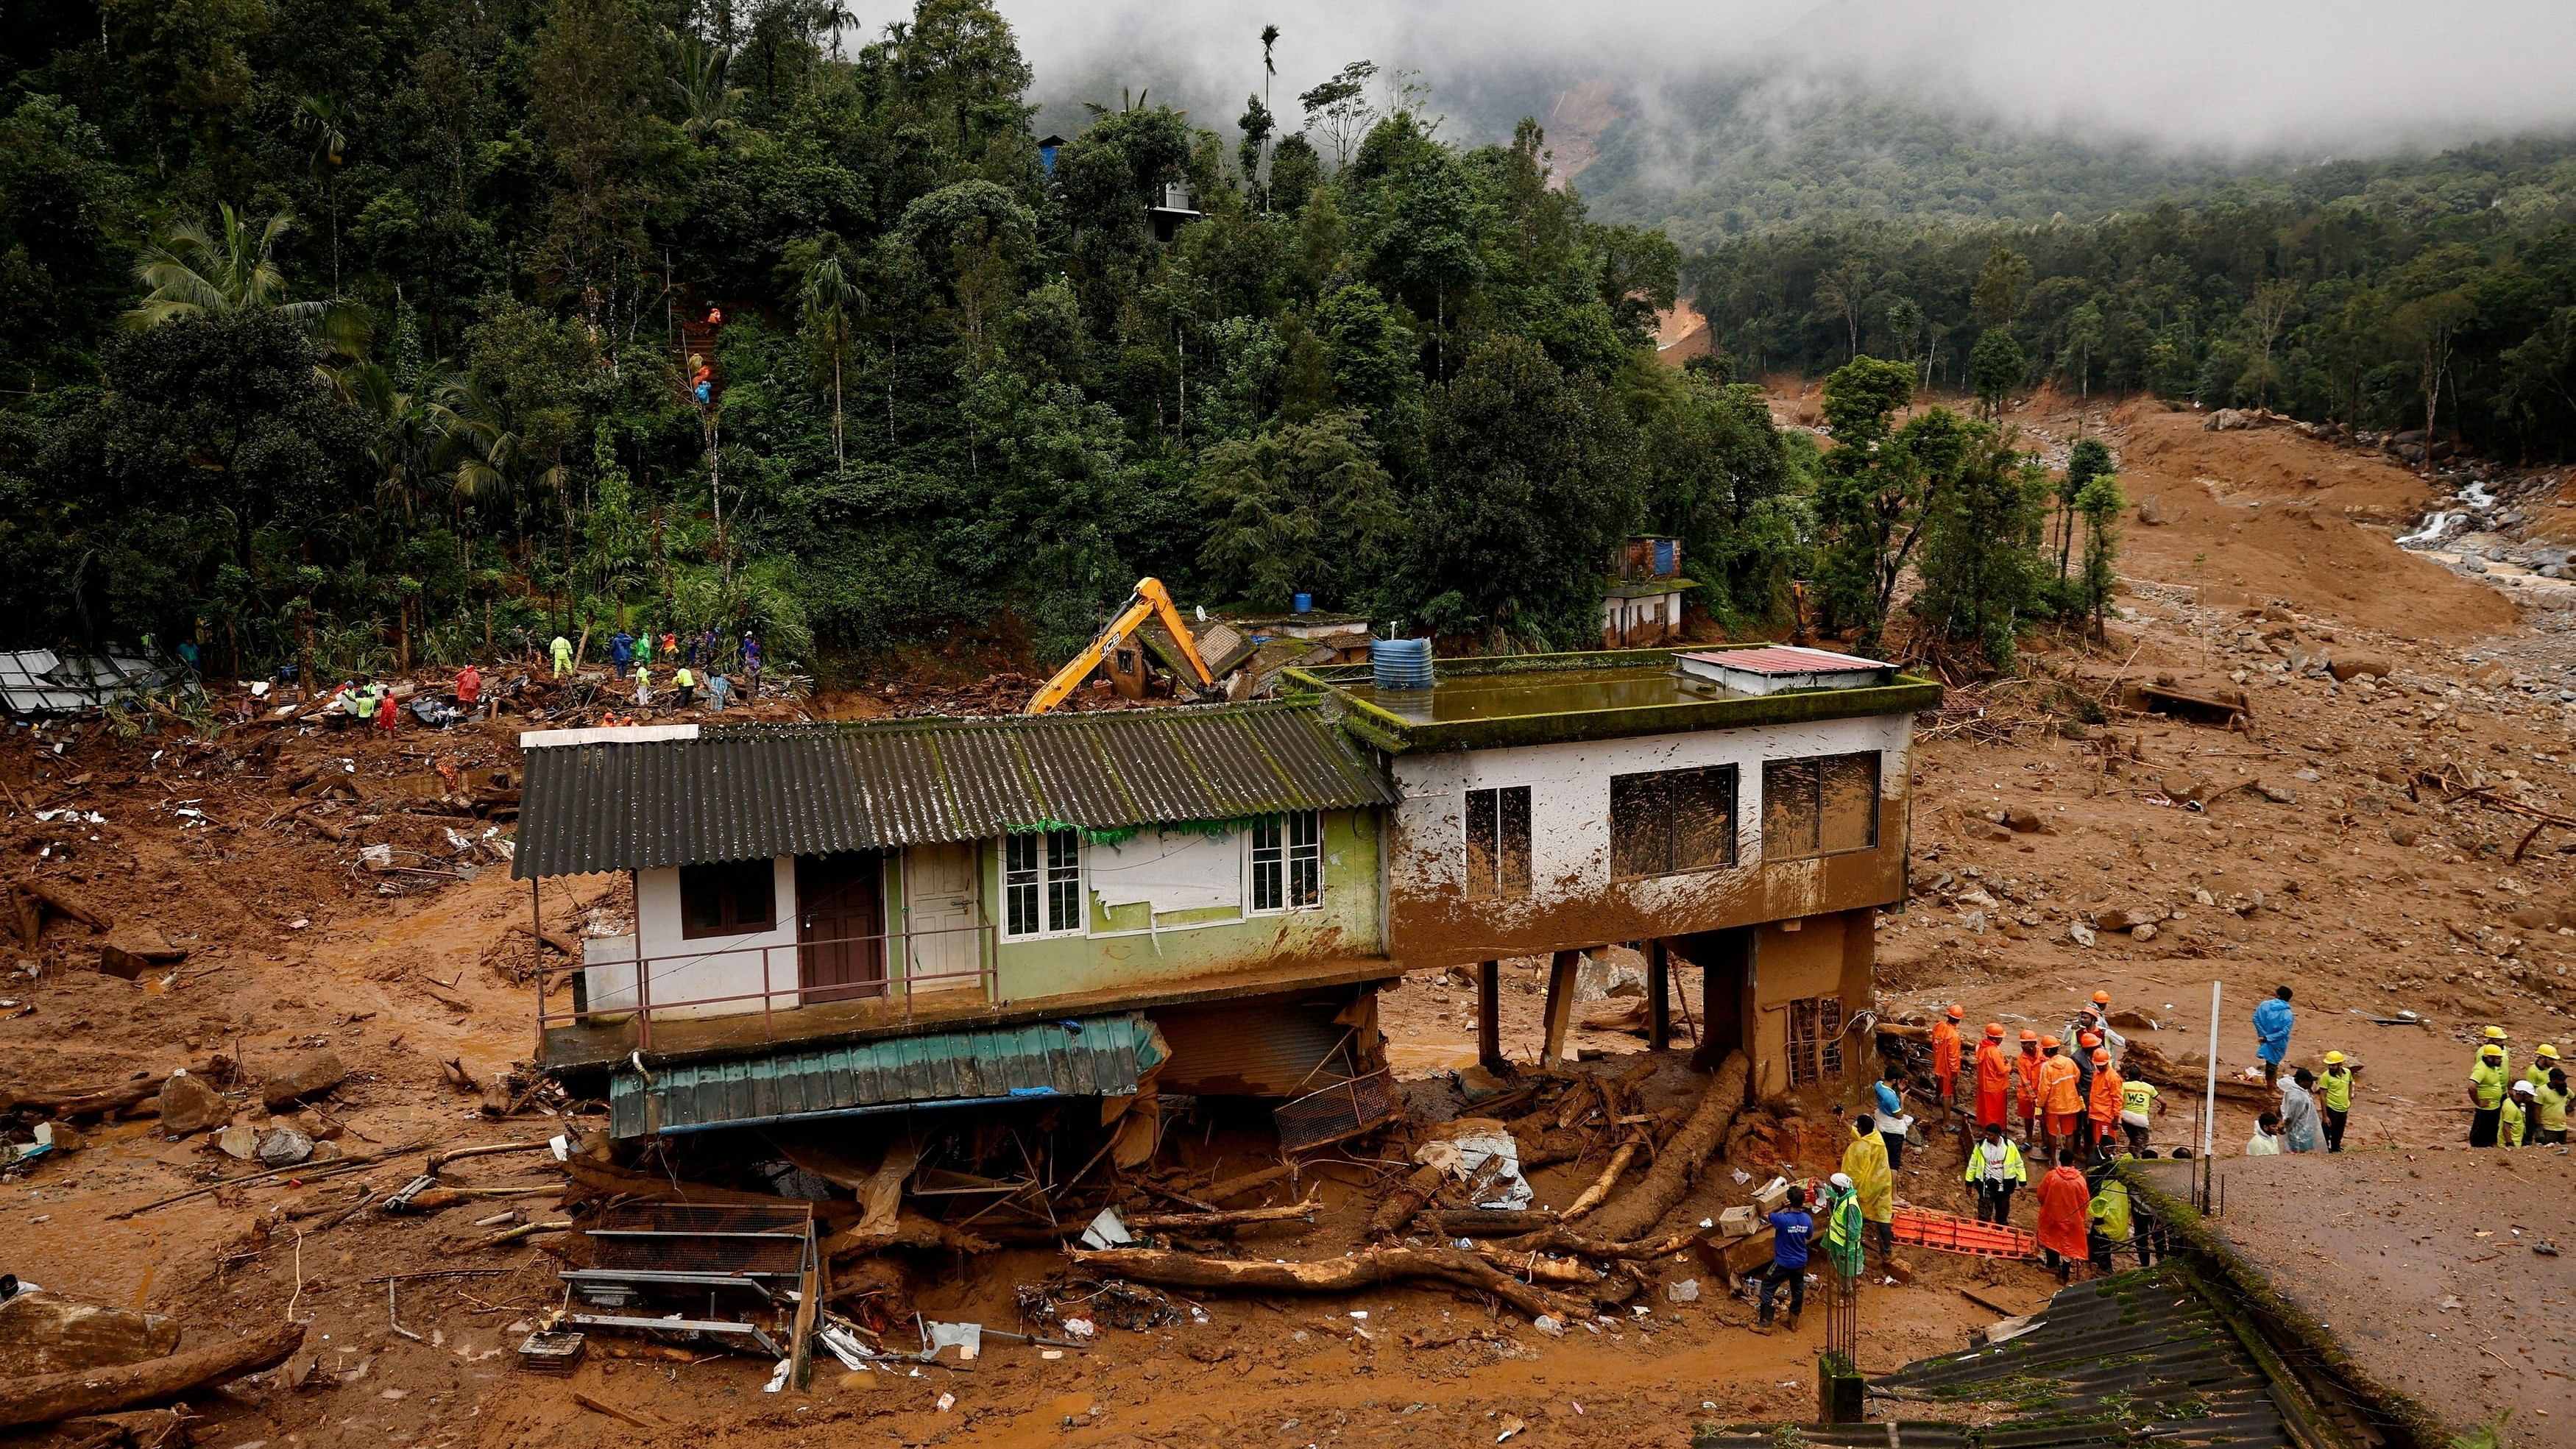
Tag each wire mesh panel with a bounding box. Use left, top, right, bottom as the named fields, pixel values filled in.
left=1274, top=1067, right=1400, bottom=1151
left=584, top=1202, right=815, bottom=1277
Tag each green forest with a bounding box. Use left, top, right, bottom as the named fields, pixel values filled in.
left=0, top=0, right=2435, bottom=682
left=0, top=0, right=1850, bottom=677
left=1685, top=138, right=2576, bottom=460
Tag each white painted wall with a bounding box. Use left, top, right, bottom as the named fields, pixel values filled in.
left=1388, top=713, right=1911, bottom=910
left=579, top=857, right=800, bottom=1020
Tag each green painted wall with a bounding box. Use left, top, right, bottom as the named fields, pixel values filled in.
left=976, top=809, right=1384, bottom=999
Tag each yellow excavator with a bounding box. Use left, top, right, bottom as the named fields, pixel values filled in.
left=1025, top=577, right=1217, bottom=713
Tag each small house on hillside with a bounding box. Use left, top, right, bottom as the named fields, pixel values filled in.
left=1602, top=536, right=1696, bottom=648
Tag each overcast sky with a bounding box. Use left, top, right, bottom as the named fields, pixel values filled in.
left=841, top=0, right=2576, bottom=157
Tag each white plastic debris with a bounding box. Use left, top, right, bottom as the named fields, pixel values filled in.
left=1414, top=1126, right=1533, bottom=1211
left=762, top=1359, right=791, bottom=1393
left=1666, top=1279, right=1700, bottom=1304
left=1060, top=1317, right=1096, bottom=1340
left=816, top=1325, right=875, bottom=1370
left=1079, top=1206, right=1133, bottom=1250
left=935, top=1392, right=956, bottom=1413
left=1531, top=1314, right=1564, bottom=1337
left=925, top=1321, right=983, bottom=1361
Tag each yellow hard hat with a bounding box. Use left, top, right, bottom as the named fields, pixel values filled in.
left=2323, top=1051, right=2346, bottom=1066
left=2540, top=1045, right=2562, bottom=1060
left=2481, top=1044, right=2505, bottom=1060
left=2485, top=1026, right=2510, bottom=1041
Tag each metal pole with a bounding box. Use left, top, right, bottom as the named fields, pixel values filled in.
left=531, top=878, right=545, bottom=1029
left=2202, top=979, right=2222, bottom=1163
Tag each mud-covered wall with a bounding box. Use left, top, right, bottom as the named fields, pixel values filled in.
left=1743, top=907, right=1882, bottom=1098
left=1384, top=715, right=1912, bottom=968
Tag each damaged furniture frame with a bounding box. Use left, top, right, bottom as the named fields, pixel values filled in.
left=559, top=1202, right=822, bottom=1384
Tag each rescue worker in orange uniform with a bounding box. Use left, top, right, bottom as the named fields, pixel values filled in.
left=2012, top=1029, right=2045, bottom=1144
left=2086, top=1047, right=2123, bottom=1155
left=1973, top=1023, right=2013, bottom=1134
left=2037, top=1035, right=2083, bottom=1157
left=1931, top=1005, right=1965, bottom=1127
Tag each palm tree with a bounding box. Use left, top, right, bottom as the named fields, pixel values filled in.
left=296, top=96, right=350, bottom=293
left=125, top=205, right=328, bottom=330
left=434, top=372, right=568, bottom=573
left=669, top=30, right=743, bottom=143
left=333, top=360, right=444, bottom=522
left=799, top=255, right=865, bottom=475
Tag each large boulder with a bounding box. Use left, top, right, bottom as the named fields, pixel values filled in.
left=2328, top=653, right=2391, bottom=682
left=260, top=1052, right=346, bottom=1112
left=155, top=1072, right=228, bottom=1135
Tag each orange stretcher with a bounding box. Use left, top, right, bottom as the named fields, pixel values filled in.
left=1893, top=1206, right=2037, bottom=1260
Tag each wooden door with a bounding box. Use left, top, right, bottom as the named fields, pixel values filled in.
left=904, top=842, right=981, bottom=993
left=796, top=853, right=884, bottom=1005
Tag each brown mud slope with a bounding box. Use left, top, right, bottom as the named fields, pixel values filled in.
left=2031, top=397, right=2516, bottom=641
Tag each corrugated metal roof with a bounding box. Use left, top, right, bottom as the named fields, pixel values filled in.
left=1696, top=1264, right=2301, bottom=1448
left=514, top=701, right=1398, bottom=879
left=609, top=1012, right=1170, bottom=1136
left=0, top=649, right=193, bottom=716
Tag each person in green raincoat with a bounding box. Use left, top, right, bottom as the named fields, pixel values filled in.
left=1821, top=1172, right=1866, bottom=1286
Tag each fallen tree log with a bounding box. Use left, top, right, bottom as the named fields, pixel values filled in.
left=1069, top=1246, right=1565, bottom=1322
left=1469, top=1247, right=1599, bottom=1285
left=1201, top=1162, right=1297, bottom=1203
left=1417, top=1210, right=1556, bottom=1238
left=1577, top=1049, right=1749, bottom=1244
left=1367, top=1163, right=1446, bottom=1240
left=820, top=1214, right=994, bottom=1257
left=1494, top=1225, right=1703, bottom=1262
left=2120, top=1041, right=2276, bottom=1106
left=2, top=1074, right=171, bottom=1119
left=1557, top=1138, right=1640, bottom=1222
left=0, top=1322, right=303, bottom=1430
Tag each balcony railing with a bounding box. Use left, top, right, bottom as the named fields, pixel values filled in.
left=536, top=924, right=998, bottom=1053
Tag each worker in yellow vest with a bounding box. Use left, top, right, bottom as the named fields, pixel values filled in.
left=2532, top=1065, right=2571, bottom=1147
left=2482, top=1025, right=2512, bottom=1079
left=2469, top=1044, right=2510, bottom=1147
left=2524, top=1044, right=2561, bottom=1092
left=2117, top=1075, right=2160, bottom=1156
left=2318, top=1051, right=2359, bottom=1153
left=2502, top=1080, right=2534, bottom=1149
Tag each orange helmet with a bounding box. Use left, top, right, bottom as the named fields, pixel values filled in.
left=2019, top=1029, right=2040, bottom=1044
left=2079, top=1032, right=2101, bottom=1049
left=2039, top=1035, right=2062, bottom=1050
left=1946, top=1004, right=1965, bottom=1021
left=2092, top=1047, right=2110, bottom=1065
left=2092, top=990, right=2112, bottom=1006
left=1985, top=1023, right=2006, bottom=1038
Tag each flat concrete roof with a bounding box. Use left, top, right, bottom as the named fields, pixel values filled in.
left=2203, top=1148, right=2576, bottom=1439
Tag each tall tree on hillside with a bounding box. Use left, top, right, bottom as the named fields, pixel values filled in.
left=2056, top=436, right=2113, bottom=578
left=2393, top=289, right=2474, bottom=475
left=1968, top=327, right=2023, bottom=419
left=1406, top=335, right=1642, bottom=646
left=2072, top=469, right=2126, bottom=641
left=2059, top=300, right=2104, bottom=399
left=294, top=97, right=350, bottom=294
left=1197, top=409, right=1405, bottom=610
left=1813, top=355, right=1969, bottom=651
left=2241, top=278, right=2301, bottom=408
left=1970, top=244, right=2031, bottom=330
left=1301, top=61, right=1379, bottom=169
left=799, top=254, right=864, bottom=475
left=1816, top=260, right=1869, bottom=360
left=1915, top=428, right=2046, bottom=671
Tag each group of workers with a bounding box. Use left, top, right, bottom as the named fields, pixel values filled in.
left=1930, top=991, right=2150, bottom=1163
left=2465, top=1028, right=2571, bottom=1149
left=544, top=626, right=763, bottom=715
left=322, top=662, right=483, bottom=734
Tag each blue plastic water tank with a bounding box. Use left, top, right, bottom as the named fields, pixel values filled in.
left=1292, top=592, right=1312, bottom=614
left=1371, top=637, right=1434, bottom=691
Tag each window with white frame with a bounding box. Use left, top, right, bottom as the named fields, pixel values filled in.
left=1251, top=811, right=1323, bottom=913
left=1004, top=829, right=1083, bottom=938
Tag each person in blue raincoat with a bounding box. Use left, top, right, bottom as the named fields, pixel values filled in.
left=2252, top=985, right=2296, bottom=1088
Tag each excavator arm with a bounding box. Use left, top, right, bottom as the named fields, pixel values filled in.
left=1025, top=578, right=1215, bottom=714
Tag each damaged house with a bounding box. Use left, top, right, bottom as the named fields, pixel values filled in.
left=513, top=645, right=1936, bottom=1146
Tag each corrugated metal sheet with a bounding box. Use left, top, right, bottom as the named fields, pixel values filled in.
left=609, top=1011, right=1170, bottom=1136
left=514, top=701, right=1397, bottom=879
left=1152, top=1000, right=1354, bottom=1096
left=1697, top=1264, right=2299, bottom=1448
left=0, top=649, right=193, bottom=716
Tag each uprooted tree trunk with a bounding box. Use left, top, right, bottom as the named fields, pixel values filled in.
left=1070, top=1246, right=1567, bottom=1322
left=1574, top=1049, right=1749, bottom=1244
left=0, top=1322, right=303, bottom=1430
